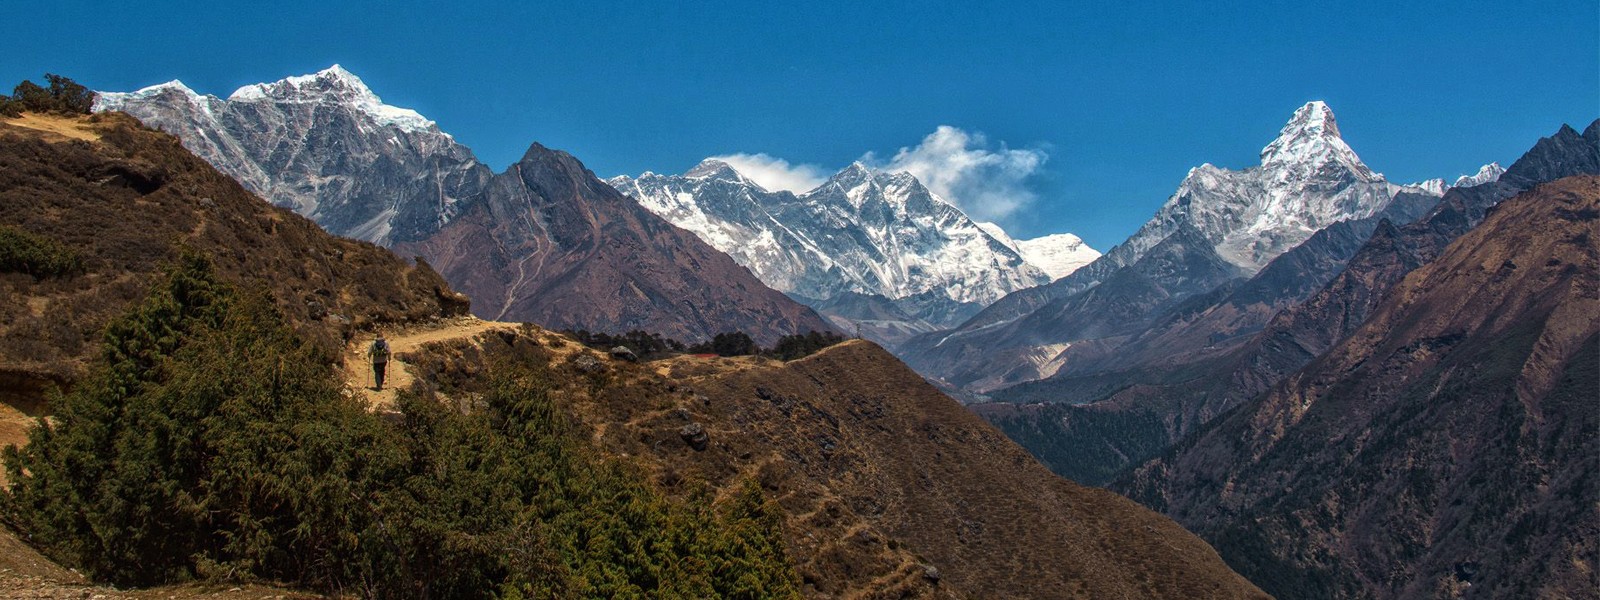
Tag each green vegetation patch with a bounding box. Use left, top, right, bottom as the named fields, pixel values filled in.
left=2, top=251, right=799, bottom=599
left=0, top=225, right=84, bottom=280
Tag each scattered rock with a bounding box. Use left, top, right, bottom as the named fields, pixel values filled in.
left=609, top=345, right=638, bottom=362
left=305, top=299, right=327, bottom=320
left=679, top=422, right=709, bottom=451
left=852, top=528, right=879, bottom=545
left=573, top=354, right=605, bottom=374
left=434, top=287, right=471, bottom=316
left=922, top=564, right=941, bottom=583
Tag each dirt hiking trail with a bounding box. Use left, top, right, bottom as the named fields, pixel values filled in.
left=342, top=316, right=521, bottom=411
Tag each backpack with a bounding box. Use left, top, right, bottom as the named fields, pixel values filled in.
left=371, top=339, right=390, bottom=361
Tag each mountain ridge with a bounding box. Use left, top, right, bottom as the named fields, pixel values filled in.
left=1119, top=174, right=1600, bottom=599
left=901, top=101, right=1457, bottom=392
left=96, top=66, right=839, bottom=344
left=609, top=159, right=1060, bottom=331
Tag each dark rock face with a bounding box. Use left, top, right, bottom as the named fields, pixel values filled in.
left=1497, top=121, right=1600, bottom=189
left=393, top=144, right=839, bottom=345
left=1119, top=175, right=1600, bottom=600
left=98, top=67, right=838, bottom=344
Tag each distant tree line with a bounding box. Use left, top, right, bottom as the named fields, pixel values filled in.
left=565, top=329, right=686, bottom=358
left=567, top=328, right=850, bottom=361
left=766, top=330, right=851, bottom=361
left=0, top=74, right=96, bottom=117
left=3, top=252, right=800, bottom=598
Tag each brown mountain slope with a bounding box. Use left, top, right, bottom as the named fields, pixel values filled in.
left=403, top=328, right=1270, bottom=599
left=393, top=142, right=839, bottom=346
left=0, top=112, right=465, bottom=416
left=1121, top=176, right=1600, bottom=599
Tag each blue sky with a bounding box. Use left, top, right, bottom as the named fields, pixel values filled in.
left=6, top=0, right=1595, bottom=248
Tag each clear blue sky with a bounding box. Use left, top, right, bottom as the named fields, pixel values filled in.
left=6, top=0, right=1595, bottom=248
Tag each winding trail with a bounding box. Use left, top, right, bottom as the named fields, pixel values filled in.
left=342, top=316, right=521, bottom=411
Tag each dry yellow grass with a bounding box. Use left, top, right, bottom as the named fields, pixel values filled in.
left=1, top=112, right=102, bottom=142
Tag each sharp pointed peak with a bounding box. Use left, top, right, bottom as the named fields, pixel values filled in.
left=828, top=161, right=877, bottom=183
left=1258, top=100, right=1375, bottom=177
left=1277, top=101, right=1342, bottom=141
left=319, top=64, right=359, bottom=79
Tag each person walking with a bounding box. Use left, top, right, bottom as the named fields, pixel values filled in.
left=369, top=333, right=391, bottom=391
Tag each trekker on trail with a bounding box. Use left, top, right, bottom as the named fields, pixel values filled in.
left=369, top=333, right=391, bottom=390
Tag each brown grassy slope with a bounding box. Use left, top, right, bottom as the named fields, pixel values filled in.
left=674, top=341, right=1268, bottom=599
left=409, top=327, right=1269, bottom=599
left=1122, top=176, right=1600, bottom=599
left=0, top=112, right=467, bottom=418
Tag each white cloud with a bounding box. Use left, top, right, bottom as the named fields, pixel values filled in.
left=707, top=152, right=829, bottom=193
left=866, top=125, right=1046, bottom=222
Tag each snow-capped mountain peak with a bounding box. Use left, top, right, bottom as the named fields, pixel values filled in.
left=823, top=161, right=875, bottom=188
left=1455, top=162, right=1505, bottom=187
left=1398, top=161, right=1506, bottom=197
left=96, top=66, right=487, bottom=245
left=115, top=79, right=202, bottom=100
left=1259, top=101, right=1374, bottom=179
left=226, top=65, right=438, bottom=134
left=1403, top=178, right=1449, bottom=196
left=684, top=158, right=760, bottom=187
left=1015, top=233, right=1101, bottom=280
left=610, top=159, right=1071, bottom=329
left=97, top=80, right=216, bottom=117
left=1111, top=101, right=1396, bottom=273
